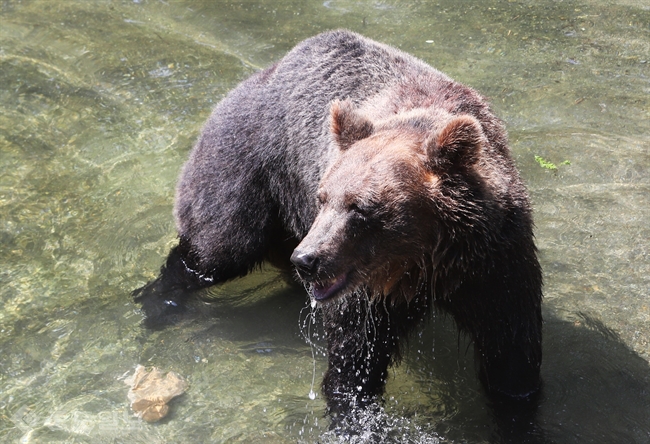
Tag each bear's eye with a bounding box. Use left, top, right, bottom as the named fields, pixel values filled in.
left=349, top=202, right=369, bottom=219
left=317, top=192, right=328, bottom=207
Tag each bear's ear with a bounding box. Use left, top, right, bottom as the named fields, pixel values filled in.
left=330, top=99, right=374, bottom=150
left=425, top=115, right=485, bottom=171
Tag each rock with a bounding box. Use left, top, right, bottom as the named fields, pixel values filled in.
left=124, top=365, right=188, bottom=422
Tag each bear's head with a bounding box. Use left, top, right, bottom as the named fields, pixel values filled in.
left=291, top=99, right=492, bottom=303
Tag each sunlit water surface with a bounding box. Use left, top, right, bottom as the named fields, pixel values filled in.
left=1, top=1, right=648, bottom=442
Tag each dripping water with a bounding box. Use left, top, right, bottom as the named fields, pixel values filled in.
left=299, top=292, right=324, bottom=401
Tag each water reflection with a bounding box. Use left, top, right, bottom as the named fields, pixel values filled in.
left=1, top=0, right=648, bottom=442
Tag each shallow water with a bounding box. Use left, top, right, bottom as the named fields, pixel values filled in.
left=0, top=0, right=648, bottom=442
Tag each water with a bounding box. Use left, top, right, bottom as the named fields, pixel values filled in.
left=0, top=0, right=648, bottom=442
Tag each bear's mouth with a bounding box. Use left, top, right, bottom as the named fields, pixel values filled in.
left=312, top=273, right=349, bottom=301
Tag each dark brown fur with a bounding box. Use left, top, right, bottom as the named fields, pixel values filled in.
left=134, top=30, right=543, bottom=417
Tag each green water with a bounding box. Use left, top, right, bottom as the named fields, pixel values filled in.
left=1, top=0, right=648, bottom=442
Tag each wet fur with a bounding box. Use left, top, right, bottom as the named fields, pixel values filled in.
left=134, top=30, right=543, bottom=415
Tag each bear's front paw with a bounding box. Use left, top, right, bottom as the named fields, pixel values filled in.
left=132, top=279, right=189, bottom=330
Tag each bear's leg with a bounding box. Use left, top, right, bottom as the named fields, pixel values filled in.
left=444, top=285, right=543, bottom=441
left=320, top=291, right=429, bottom=416
left=473, top=308, right=543, bottom=400
left=133, top=188, right=283, bottom=329
left=132, top=236, right=218, bottom=329
left=440, top=269, right=543, bottom=399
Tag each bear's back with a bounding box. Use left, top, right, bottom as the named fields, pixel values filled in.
left=177, top=30, right=510, bottom=241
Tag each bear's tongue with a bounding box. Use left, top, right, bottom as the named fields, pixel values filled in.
left=312, top=274, right=347, bottom=301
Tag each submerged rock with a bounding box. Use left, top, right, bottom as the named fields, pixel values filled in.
left=125, top=365, right=188, bottom=422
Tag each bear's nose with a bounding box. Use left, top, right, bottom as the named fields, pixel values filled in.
left=290, top=250, right=318, bottom=276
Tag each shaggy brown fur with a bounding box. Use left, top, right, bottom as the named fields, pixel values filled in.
left=134, top=30, right=543, bottom=416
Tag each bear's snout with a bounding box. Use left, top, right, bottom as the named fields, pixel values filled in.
left=290, top=249, right=319, bottom=277
left=291, top=247, right=351, bottom=301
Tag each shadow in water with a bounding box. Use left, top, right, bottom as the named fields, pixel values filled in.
left=407, top=309, right=650, bottom=443
left=134, top=280, right=650, bottom=443
left=538, top=311, right=650, bottom=443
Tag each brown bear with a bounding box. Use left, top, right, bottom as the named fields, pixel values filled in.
left=133, top=30, right=543, bottom=416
